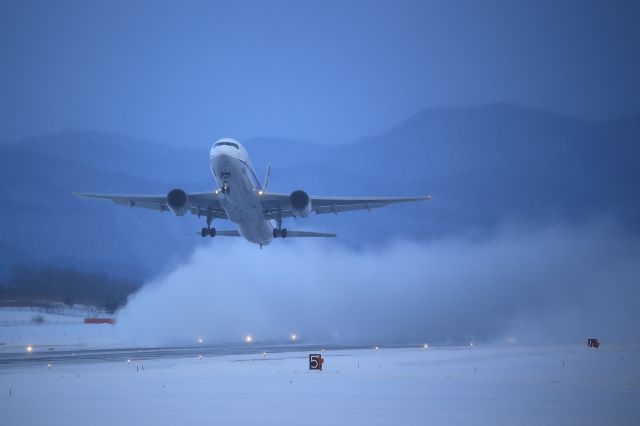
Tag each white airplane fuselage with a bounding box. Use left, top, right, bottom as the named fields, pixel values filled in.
left=209, top=138, right=274, bottom=246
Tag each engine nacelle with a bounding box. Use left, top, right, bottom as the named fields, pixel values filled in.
left=289, top=190, right=311, bottom=217
left=167, top=188, right=189, bottom=216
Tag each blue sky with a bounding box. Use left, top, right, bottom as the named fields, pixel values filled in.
left=1, top=0, right=639, bottom=146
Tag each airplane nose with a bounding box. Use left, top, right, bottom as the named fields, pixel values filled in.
left=211, top=151, right=231, bottom=173
left=210, top=147, right=225, bottom=161
left=210, top=144, right=238, bottom=160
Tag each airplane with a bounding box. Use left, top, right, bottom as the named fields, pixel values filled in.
left=75, top=138, right=431, bottom=247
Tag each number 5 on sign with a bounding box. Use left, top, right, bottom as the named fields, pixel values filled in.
left=309, top=354, right=324, bottom=370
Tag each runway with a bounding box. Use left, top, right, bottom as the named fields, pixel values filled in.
left=0, top=342, right=375, bottom=368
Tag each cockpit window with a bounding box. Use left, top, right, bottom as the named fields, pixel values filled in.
left=214, top=141, right=239, bottom=149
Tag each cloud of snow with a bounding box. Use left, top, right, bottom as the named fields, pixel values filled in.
left=116, top=221, right=640, bottom=346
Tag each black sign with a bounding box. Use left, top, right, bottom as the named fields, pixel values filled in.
left=309, top=353, right=323, bottom=370
left=587, top=338, right=600, bottom=348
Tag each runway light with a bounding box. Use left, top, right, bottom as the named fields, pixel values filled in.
left=423, top=344, right=429, bottom=349
left=197, top=338, right=203, bottom=344
left=262, top=352, right=267, bottom=357
left=245, top=335, right=253, bottom=343
left=374, top=346, right=379, bottom=351
left=127, top=359, right=131, bottom=363
left=290, top=334, right=297, bottom=342
left=47, top=363, right=52, bottom=369
left=199, top=355, right=203, bottom=360
left=26, top=345, right=33, bottom=353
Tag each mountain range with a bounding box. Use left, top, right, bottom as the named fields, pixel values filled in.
left=0, top=103, right=637, bottom=280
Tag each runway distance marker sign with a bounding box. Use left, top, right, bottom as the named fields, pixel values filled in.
left=309, top=354, right=324, bottom=370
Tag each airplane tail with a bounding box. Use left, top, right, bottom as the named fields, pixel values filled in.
left=263, top=165, right=271, bottom=191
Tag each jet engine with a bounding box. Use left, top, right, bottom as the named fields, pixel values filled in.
left=289, top=190, right=311, bottom=217
left=167, top=188, right=189, bottom=216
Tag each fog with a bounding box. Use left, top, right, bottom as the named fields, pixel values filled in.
left=116, top=221, right=640, bottom=347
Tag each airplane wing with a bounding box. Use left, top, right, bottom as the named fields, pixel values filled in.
left=73, top=191, right=228, bottom=219
left=260, top=193, right=431, bottom=219
left=74, top=191, right=431, bottom=222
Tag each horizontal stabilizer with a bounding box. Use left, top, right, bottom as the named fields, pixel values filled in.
left=284, top=230, right=336, bottom=237
left=216, top=230, right=241, bottom=237
left=195, top=230, right=241, bottom=237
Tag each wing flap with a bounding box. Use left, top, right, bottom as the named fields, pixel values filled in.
left=74, top=192, right=170, bottom=212
left=74, top=191, right=228, bottom=219
left=189, top=206, right=227, bottom=219
left=314, top=203, right=387, bottom=215
left=260, top=192, right=431, bottom=218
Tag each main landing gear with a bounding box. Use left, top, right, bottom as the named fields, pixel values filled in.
left=272, top=216, right=287, bottom=238
left=201, top=215, right=216, bottom=238
left=273, top=228, right=288, bottom=238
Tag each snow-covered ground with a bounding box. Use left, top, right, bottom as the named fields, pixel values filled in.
left=1, top=307, right=639, bottom=425
left=1, top=343, right=638, bottom=425
left=0, top=307, right=123, bottom=351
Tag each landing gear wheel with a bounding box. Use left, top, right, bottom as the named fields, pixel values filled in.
left=221, top=182, right=230, bottom=194
left=201, top=215, right=216, bottom=237
left=273, top=228, right=287, bottom=238
left=201, top=227, right=217, bottom=237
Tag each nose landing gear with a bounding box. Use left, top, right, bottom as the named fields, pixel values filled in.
left=221, top=182, right=230, bottom=194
